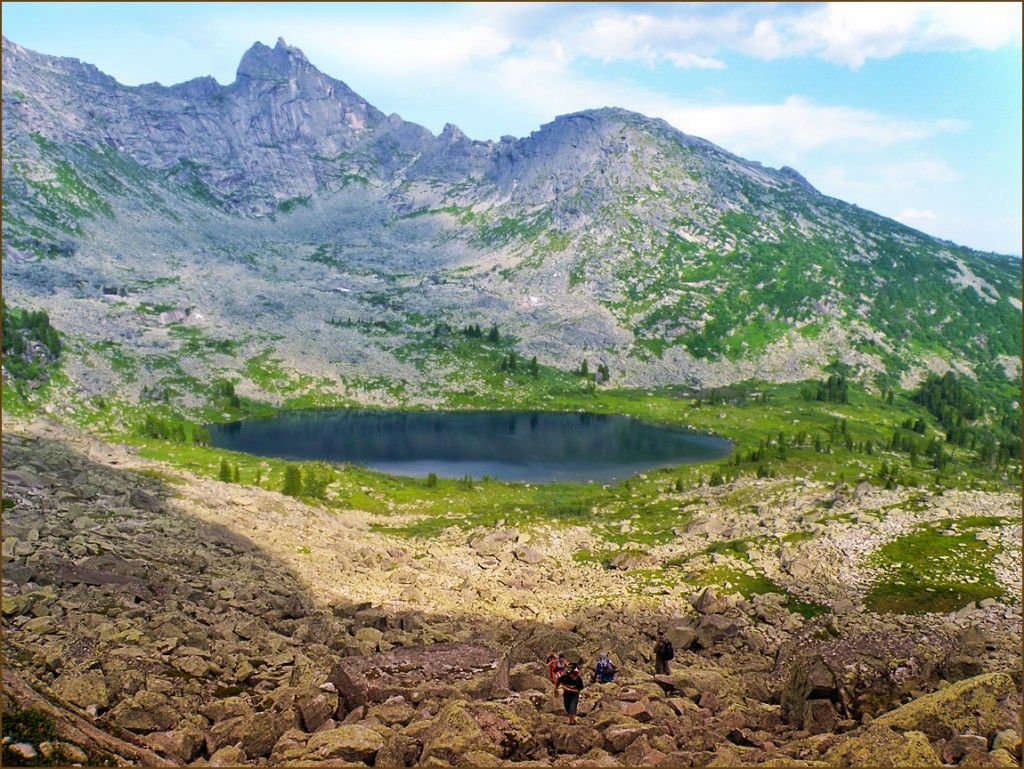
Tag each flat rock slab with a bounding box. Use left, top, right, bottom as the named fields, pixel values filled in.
left=335, top=642, right=501, bottom=704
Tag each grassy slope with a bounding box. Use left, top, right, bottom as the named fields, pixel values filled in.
left=2, top=132, right=1020, bottom=616
left=10, top=329, right=1018, bottom=616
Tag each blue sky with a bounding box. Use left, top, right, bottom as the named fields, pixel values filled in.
left=3, top=2, right=1021, bottom=255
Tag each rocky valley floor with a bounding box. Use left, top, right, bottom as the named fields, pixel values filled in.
left=2, top=414, right=1022, bottom=767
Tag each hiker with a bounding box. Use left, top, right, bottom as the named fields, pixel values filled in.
left=547, top=653, right=567, bottom=694
left=654, top=630, right=675, bottom=675
left=557, top=663, right=586, bottom=724
left=592, top=652, right=616, bottom=684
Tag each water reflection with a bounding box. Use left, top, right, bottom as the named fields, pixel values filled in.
left=208, top=410, right=731, bottom=482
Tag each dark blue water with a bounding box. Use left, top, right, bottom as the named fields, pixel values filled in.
left=208, top=410, right=731, bottom=483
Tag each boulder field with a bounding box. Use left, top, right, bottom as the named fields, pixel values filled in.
left=2, top=416, right=1020, bottom=766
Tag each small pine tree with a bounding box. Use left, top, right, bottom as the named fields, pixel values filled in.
left=529, top=356, right=539, bottom=378
left=193, top=425, right=211, bottom=447
left=488, top=324, right=499, bottom=343
left=255, top=468, right=263, bottom=487
left=303, top=468, right=329, bottom=499
left=426, top=472, right=438, bottom=488
left=282, top=465, right=302, bottom=497
left=579, top=359, right=589, bottom=378
left=232, top=464, right=240, bottom=483
left=218, top=458, right=232, bottom=482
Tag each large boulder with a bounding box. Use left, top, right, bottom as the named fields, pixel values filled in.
left=823, top=724, right=941, bottom=766
left=469, top=530, right=516, bottom=556
left=551, top=724, right=603, bottom=755
left=142, top=729, right=202, bottom=762
left=873, top=672, right=1019, bottom=741
left=240, top=711, right=278, bottom=759
left=208, top=745, right=246, bottom=767
left=329, top=660, right=369, bottom=710
left=693, top=614, right=744, bottom=649
left=367, top=699, right=417, bottom=727
left=781, top=655, right=839, bottom=725
left=609, top=550, right=656, bottom=571
left=130, top=488, right=162, bottom=513
left=205, top=716, right=247, bottom=756
left=665, top=626, right=696, bottom=652
left=375, top=733, right=420, bottom=768
left=104, top=690, right=178, bottom=733
left=509, top=670, right=551, bottom=693
left=420, top=702, right=496, bottom=764
left=297, top=690, right=335, bottom=731
left=691, top=586, right=730, bottom=615
left=802, top=699, right=838, bottom=734
left=513, top=545, right=543, bottom=564
left=465, top=701, right=535, bottom=760
left=780, top=631, right=960, bottom=722
left=52, top=669, right=109, bottom=710
left=302, top=725, right=385, bottom=763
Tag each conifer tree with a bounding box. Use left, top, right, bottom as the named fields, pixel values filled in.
left=282, top=465, right=302, bottom=497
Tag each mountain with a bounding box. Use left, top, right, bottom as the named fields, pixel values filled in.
left=2, top=36, right=1020, bottom=406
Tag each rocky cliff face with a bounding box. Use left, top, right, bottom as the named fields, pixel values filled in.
left=1, top=36, right=1020, bottom=399
left=3, top=37, right=401, bottom=213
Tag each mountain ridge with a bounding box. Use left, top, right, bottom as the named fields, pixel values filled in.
left=1, top=36, right=1020, bottom=407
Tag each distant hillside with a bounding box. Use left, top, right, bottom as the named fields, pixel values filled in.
left=2, top=36, right=1020, bottom=406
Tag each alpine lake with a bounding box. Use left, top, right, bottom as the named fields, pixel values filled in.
left=208, top=409, right=732, bottom=483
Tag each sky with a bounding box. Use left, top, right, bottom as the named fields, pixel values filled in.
left=3, top=2, right=1021, bottom=255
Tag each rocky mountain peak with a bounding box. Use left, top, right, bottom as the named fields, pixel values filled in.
left=235, top=37, right=312, bottom=82
left=438, top=123, right=469, bottom=143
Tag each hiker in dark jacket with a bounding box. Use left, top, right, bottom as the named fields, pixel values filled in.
left=591, top=652, right=616, bottom=684
left=557, top=663, right=586, bottom=724
left=654, top=630, right=675, bottom=675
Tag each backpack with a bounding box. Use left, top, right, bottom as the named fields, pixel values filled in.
left=596, top=658, right=612, bottom=676
left=658, top=639, right=675, bottom=661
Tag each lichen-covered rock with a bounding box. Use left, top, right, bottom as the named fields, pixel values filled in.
left=209, top=745, right=247, bottom=767
left=823, top=725, right=941, bottom=766
left=142, top=729, right=202, bottom=762
left=992, top=728, right=1022, bottom=757
left=367, top=699, right=417, bottom=727
left=873, top=672, right=1019, bottom=740
left=302, top=725, right=385, bottom=762
left=457, top=749, right=503, bottom=767
left=420, top=702, right=497, bottom=764
left=52, top=669, right=109, bottom=709
left=984, top=748, right=1022, bottom=767
left=781, top=655, right=839, bottom=725
left=103, top=690, right=178, bottom=733
left=551, top=724, right=603, bottom=755
left=240, top=711, right=278, bottom=759
left=375, top=733, right=420, bottom=768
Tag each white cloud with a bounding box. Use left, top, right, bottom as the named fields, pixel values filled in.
left=664, top=52, right=727, bottom=70
left=655, top=97, right=966, bottom=156
left=755, top=2, right=1023, bottom=68
left=518, top=3, right=1023, bottom=71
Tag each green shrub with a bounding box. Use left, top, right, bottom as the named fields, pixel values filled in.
left=282, top=465, right=302, bottom=497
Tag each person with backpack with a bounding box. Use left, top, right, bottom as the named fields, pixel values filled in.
left=557, top=663, right=586, bottom=724
left=547, top=653, right=567, bottom=695
left=654, top=630, right=675, bottom=675
left=591, top=652, right=616, bottom=684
